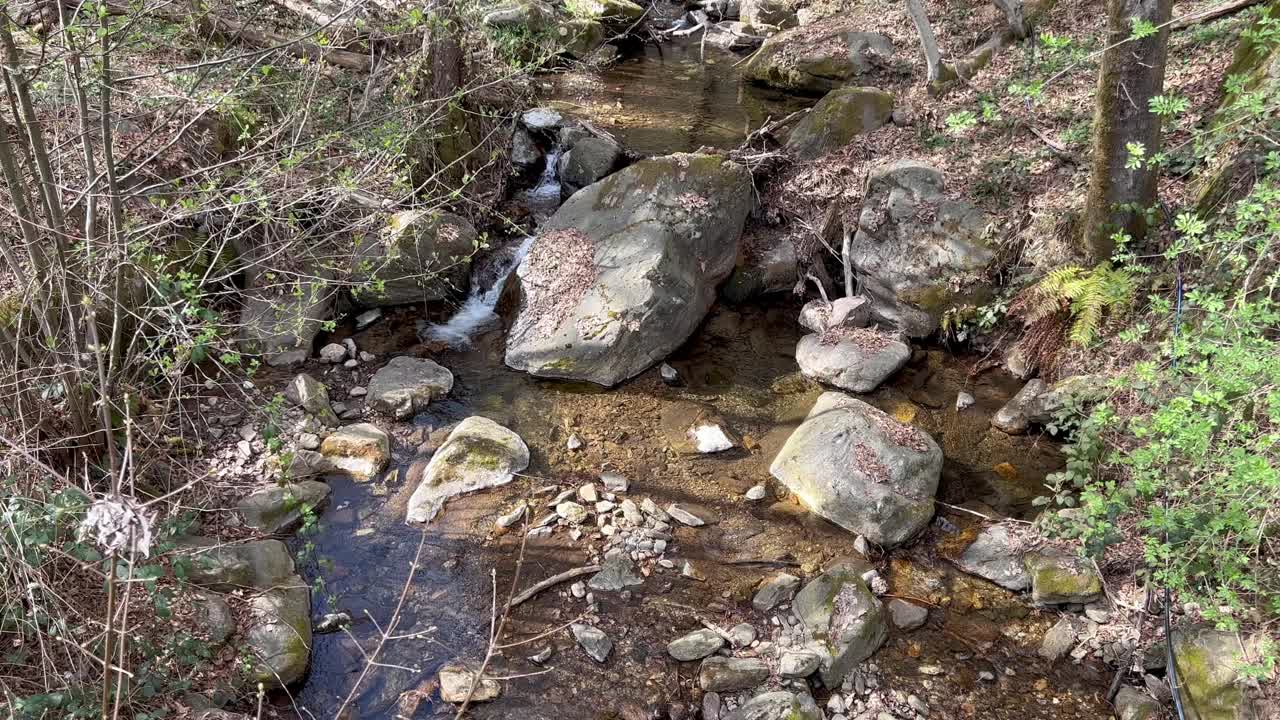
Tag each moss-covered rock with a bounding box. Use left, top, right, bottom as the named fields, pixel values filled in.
left=245, top=583, right=311, bottom=687
left=565, top=0, right=643, bottom=28
left=406, top=416, right=530, bottom=523
left=348, top=210, right=476, bottom=308
left=1022, top=551, right=1102, bottom=605
left=785, top=87, right=894, bottom=160
left=1172, top=626, right=1268, bottom=720
left=236, top=481, right=331, bottom=534
left=850, top=160, right=995, bottom=336
left=319, top=423, right=390, bottom=481
left=791, top=562, right=888, bottom=686
left=744, top=25, right=894, bottom=93
left=555, top=17, right=607, bottom=58
left=180, top=537, right=296, bottom=591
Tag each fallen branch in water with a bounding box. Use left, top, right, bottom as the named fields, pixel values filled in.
left=507, top=564, right=601, bottom=608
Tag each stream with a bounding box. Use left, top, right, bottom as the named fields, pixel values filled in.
left=289, top=41, right=1111, bottom=720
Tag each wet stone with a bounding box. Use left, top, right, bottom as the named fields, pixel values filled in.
left=667, top=628, right=726, bottom=661
left=571, top=623, right=613, bottom=663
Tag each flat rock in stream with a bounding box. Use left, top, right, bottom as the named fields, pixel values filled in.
left=770, top=392, right=941, bottom=546
left=319, top=423, right=390, bottom=481
left=405, top=417, right=530, bottom=523
left=237, top=481, right=331, bottom=534
left=956, top=523, right=1031, bottom=590
left=504, top=153, right=752, bottom=386
left=367, top=356, right=454, bottom=419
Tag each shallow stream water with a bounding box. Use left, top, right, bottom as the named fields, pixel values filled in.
left=287, top=41, right=1111, bottom=720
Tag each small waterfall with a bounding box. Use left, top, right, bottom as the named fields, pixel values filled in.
left=522, top=146, right=563, bottom=224
left=421, top=235, right=535, bottom=348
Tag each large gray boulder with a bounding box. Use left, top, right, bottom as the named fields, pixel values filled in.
left=504, top=153, right=753, bottom=386
left=367, top=356, right=454, bottom=420
left=785, top=87, right=894, bottom=160
left=745, top=26, right=893, bottom=92
left=349, top=210, right=476, bottom=307
left=406, top=417, right=530, bottom=523
left=795, top=327, right=910, bottom=393
left=557, top=135, right=622, bottom=193
left=851, top=161, right=995, bottom=336
left=770, top=392, right=941, bottom=546
left=792, top=564, right=888, bottom=687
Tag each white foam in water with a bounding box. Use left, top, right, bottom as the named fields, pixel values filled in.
left=424, top=235, right=535, bottom=348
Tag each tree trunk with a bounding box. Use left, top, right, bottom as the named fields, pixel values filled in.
left=992, top=0, right=1027, bottom=37
left=1080, top=0, right=1173, bottom=262
left=906, top=0, right=944, bottom=82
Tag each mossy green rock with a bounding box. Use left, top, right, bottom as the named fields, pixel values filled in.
left=745, top=27, right=894, bottom=93
left=555, top=18, right=607, bottom=58
left=566, top=0, right=643, bottom=27
left=785, top=87, right=894, bottom=160
left=181, top=537, right=296, bottom=592
left=1022, top=551, right=1102, bottom=605
left=236, top=481, right=331, bottom=534
left=349, top=210, right=475, bottom=308
left=406, top=416, right=530, bottom=523
left=791, top=562, right=888, bottom=687
left=245, top=583, right=312, bottom=687
left=1173, top=626, right=1267, bottom=720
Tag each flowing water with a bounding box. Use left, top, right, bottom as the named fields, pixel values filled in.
left=288, top=40, right=1111, bottom=720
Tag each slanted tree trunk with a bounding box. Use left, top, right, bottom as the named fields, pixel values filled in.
left=906, top=0, right=944, bottom=82
left=992, top=0, right=1027, bottom=37
left=1081, top=0, right=1173, bottom=262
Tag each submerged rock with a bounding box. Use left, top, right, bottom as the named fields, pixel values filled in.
left=851, top=160, right=995, bottom=337
left=785, top=87, right=894, bottom=160
left=237, top=481, right=330, bottom=534
left=745, top=26, right=893, bottom=92
left=956, top=523, right=1031, bottom=590
left=668, top=628, right=726, bottom=661
left=571, top=623, right=613, bottom=662
left=406, top=417, right=529, bottom=523
left=245, top=583, right=311, bottom=687
left=770, top=392, right=941, bottom=546
left=1023, top=551, right=1103, bottom=605
left=724, top=691, right=822, bottom=720
left=367, top=356, right=454, bottom=420
left=504, top=153, right=752, bottom=386
left=699, top=656, right=770, bottom=692
left=349, top=210, right=475, bottom=308
left=438, top=663, right=501, bottom=703
left=319, top=423, right=390, bottom=481
left=795, top=327, right=910, bottom=393
left=792, top=564, right=887, bottom=687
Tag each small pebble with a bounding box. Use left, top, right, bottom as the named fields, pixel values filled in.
left=745, top=484, right=766, bottom=501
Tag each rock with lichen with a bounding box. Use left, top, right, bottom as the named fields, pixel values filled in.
left=770, top=392, right=941, bottom=546
left=406, top=417, right=529, bottom=523
left=850, top=160, right=995, bottom=337
left=784, top=87, right=894, bottom=160
left=791, top=563, right=888, bottom=687
left=1171, top=626, right=1269, bottom=720
left=1023, top=550, right=1102, bottom=605
left=504, top=153, right=753, bottom=386
left=795, top=326, right=910, bottom=393
left=745, top=23, right=893, bottom=92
